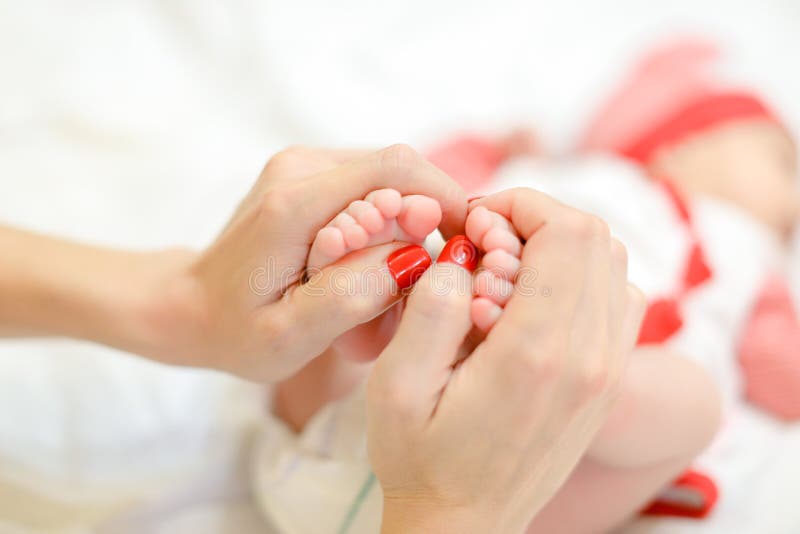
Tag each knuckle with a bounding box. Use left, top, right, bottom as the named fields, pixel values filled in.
left=378, top=143, right=422, bottom=174
left=518, top=354, right=564, bottom=384
left=271, top=145, right=307, bottom=166
left=336, top=291, right=376, bottom=322
left=367, top=374, right=417, bottom=419
left=574, top=361, right=611, bottom=401
left=509, top=186, right=535, bottom=197
left=610, top=238, right=629, bottom=267
left=508, top=186, right=545, bottom=209
left=515, top=335, right=567, bottom=381
left=258, top=187, right=292, bottom=220
left=410, top=281, right=468, bottom=323
left=259, top=310, right=291, bottom=344
left=263, top=145, right=309, bottom=177
left=556, top=210, right=610, bottom=241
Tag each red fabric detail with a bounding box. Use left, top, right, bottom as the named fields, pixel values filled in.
left=635, top=179, right=711, bottom=344
left=621, top=92, right=777, bottom=164
left=656, top=179, right=713, bottom=291
left=738, top=275, right=800, bottom=421
left=578, top=38, right=721, bottom=155
left=637, top=298, right=684, bottom=345
left=683, top=244, right=713, bottom=290
left=642, top=470, right=719, bottom=519
left=426, top=135, right=508, bottom=194
left=658, top=179, right=692, bottom=223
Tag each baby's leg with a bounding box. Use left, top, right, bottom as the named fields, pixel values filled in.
left=465, top=205, right=523, bottom=331
left=526, top=347, right=722, bottom=533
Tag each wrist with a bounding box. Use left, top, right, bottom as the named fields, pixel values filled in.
left=381, top=496, right=504, bottom=534
left=128, top=248, right=210, bottom=365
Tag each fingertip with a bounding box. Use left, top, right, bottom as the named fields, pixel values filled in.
left=386, top=244, right=432, bottom=290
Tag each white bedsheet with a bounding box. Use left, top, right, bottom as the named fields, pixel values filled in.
left=1, top=1, right=799, bottom=532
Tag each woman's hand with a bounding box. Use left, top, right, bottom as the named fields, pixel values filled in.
left=0, top=145, right=466, bottom=383
left=146, top=145, right=467, bottom=381
left=366, top=188, right=646, bottom=533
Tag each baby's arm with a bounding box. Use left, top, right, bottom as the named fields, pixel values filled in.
left=526, top=346, right=722, bottom=533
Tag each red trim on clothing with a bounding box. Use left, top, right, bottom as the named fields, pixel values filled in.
left=637, top=298, right=684, bottom=345
left=636, top=179, right=719, bottom=520
left=621, top=92, right=778, bottom=164
left=684, top=244, right=713, bottom=290
left=637, top=178, right=713, bottom=345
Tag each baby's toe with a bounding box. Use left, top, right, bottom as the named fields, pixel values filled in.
left=483, top=227, right=522, bottom=258
left=397, top=195, right=442, bottom=240
left=366, top=188, right=403, bottom=219
left=333, top=212, right=370, bottom=250
left=466, top=206, right=520, bottom=256
left=482, top=249, right=521, bottom=280
left=307, top=226, right=346, bottom=269
left=472, top=297, right=503, bottom=332
left=474, top=270, right=515, bottom=307
left=465, top=206, right=494, bottom=247
left=347, top=200, right=385, bottom=234
left=466, top=207, right=523, bottom=331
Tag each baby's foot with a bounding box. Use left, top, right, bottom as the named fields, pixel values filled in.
left=466, top=206, right=523, bottom=332
left=307, top=189, right=442, bottom=271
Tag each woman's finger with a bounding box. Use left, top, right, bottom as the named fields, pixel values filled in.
left=621, top=284, right=647, bottom=354
left=469, top=187, right=571, bottom=241
left=286, top=144, right=468, bottom=240
left=486, top=208, right=603, bottom=357
left=369, top=240, right=477, bottom=424
left=272, top=242, right=427, bottom=373
left=607, top=239, right=631, bottom=380
left=260, top=146, right=376, bottom=184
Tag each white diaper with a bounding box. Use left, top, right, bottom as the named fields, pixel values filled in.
left=253, top=384, right=381, bottom=534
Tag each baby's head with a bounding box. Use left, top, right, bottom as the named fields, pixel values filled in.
left=652, top=119, right=798, bottom=237
left=582, top=39, right=800, bottom=238
left=639, top=93, right=800, bottom=238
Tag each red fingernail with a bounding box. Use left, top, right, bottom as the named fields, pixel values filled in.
left=387, top=245, right=432, bottom=290
left=437, top=235, right=479, bottom=272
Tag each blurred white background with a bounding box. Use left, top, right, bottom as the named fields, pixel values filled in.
left=0, top=1, right=799, bottom=532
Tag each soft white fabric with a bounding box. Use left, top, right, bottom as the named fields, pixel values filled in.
left=253, top=385, right=380, bottom=534
left=2, top=1, right=800, bottom=532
